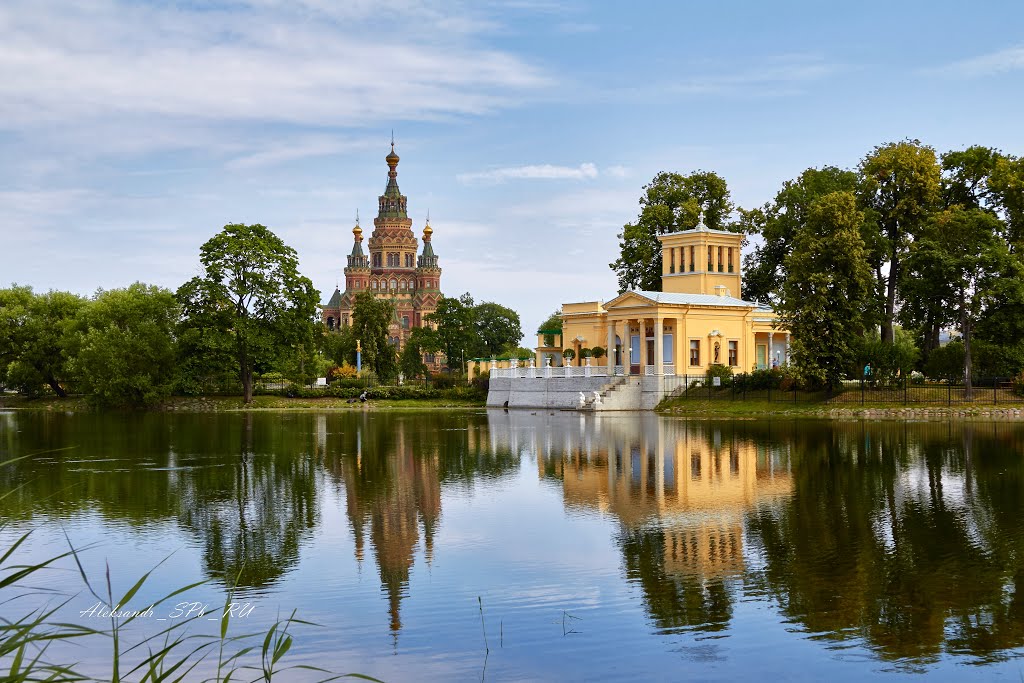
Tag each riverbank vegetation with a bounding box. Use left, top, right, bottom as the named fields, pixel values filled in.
left=1, top=224, right=514, bottom=409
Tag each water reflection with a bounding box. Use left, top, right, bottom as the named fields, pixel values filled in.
left=4, top=410, right=1024, bottom=673
left=525, top=413, right=792, bottom=634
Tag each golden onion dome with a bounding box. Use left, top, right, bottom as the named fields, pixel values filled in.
left=423, top=221, right=433, bottom=238
left=386, top=143, right=400, bottom=166
left=353, top=224, right=363, bottom=238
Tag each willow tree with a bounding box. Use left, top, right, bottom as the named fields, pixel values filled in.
left=177, top=224, right=319, bottom=403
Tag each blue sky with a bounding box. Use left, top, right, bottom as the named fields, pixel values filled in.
left=2, top=0, right=1024, bottom=339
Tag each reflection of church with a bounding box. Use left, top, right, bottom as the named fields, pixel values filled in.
left=335, top=421, right=441, bottom=634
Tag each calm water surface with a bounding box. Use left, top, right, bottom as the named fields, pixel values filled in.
left=2, top=410, right=1024, bottom=681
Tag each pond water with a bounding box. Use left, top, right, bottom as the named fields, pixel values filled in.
left=2, top=410, right=1024, bottom=681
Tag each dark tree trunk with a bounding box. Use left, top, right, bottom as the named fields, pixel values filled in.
left=242, top=370, right=253, bottom=404
left=45, top=375, right=67, bottom=398
left=46, top=376, right=66, bottom=397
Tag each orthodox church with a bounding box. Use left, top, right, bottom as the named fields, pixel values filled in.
left=322, top=143, right=443, bottom=356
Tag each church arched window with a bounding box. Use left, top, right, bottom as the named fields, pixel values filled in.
left=390, top=279, right=397, bottom=290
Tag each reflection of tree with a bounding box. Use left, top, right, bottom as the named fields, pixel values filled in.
left=746, top=421, right=1024, bottom=663
left=0, top=412, right=323, bottom=588
left=620, top=527, right=733, bottom=633
left=327, top=412, right=517, bottom=635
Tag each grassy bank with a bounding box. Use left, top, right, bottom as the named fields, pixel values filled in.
left=0, top=394, right=486, bottom=412
left=658, top=397, right=1024, bottom=419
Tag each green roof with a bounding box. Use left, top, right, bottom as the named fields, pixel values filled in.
left=537, top=327, right=562, bottom=334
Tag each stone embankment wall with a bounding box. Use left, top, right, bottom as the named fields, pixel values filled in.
left=488, top=376, right=671, bottom=410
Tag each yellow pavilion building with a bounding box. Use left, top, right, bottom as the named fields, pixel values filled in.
left=550, top=217, right=790, bottom=375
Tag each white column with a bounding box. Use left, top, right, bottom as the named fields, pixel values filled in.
left=606, top=321, right=615, bottom=374
left=654, top=318, right=664, bottom=376
left=785, top=333, right=791, bottom=365
left=768, top=332, right=774, bottom=368
left=638, top=318, right=647, bottom=372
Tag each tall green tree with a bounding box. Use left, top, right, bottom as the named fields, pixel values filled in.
left=399, top=326, right=440, bottom=380
left=740, top=166, right=861, bottom=305
left=0, top=286, right=87, bottom=397
left=426, top=293, right=477, bottom=372
left=779, top=191, right=874, bottom=388
left=68, top=283, right=179, bottom=407
left=473, top=302, right=522, bottom=358
left=177, top=224, right=319, bottom=403
left=990, top=154, right=1024, bottom=249
left=858, top=140, right=942, bottom=343
left=351, top=290, right=398, bottom=380
left=902, top=206, right=1024, bottom=396
left=611, top=171, right=736, bottom=292
left=322, top=324, right=358, bottom=368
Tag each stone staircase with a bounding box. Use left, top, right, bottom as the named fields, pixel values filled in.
left=576, top=375, right=646, bottom=411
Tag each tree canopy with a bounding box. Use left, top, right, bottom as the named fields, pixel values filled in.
left=177, top=224, right=319, bottom=403
left=611, top=171, right=737, bottom=292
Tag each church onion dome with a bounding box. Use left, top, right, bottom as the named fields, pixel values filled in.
left=418, top=218, right=438, bottom=267
left=386, top=143, right=400, bottom=167
left=347, top=217, right=368, bottom=266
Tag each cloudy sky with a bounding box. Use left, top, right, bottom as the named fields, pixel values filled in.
left=3, top=1, right=1024, bottom=338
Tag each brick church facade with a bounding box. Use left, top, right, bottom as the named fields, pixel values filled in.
left=322, top=144, right=443, bottom=361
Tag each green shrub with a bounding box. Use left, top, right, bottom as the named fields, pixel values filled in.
left=562, top=348, right=576, bottom=361
left=704, top=364, right=734, bottom=387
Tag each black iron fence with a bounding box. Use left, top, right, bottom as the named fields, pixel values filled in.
left=664, top=375, right=1023, bottom=405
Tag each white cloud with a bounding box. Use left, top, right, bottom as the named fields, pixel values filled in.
left=224, top=137, right=377, bottom=170
left=457, top=162, right=599, bottom=184
left=0, top=1, right=549, bottom=134
left=932, top=45, right=1024, bottom=78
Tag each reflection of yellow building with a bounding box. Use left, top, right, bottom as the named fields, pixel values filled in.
left=554, top=218, right=790, bottom=373
left=536, top=415, right=791, bottom=579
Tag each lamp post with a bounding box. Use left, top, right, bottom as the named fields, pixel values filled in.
left=356, top=339, right=362, bottom=374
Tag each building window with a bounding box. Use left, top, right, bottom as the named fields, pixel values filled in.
left=707, top=246, right=713, bottom=272
left=400, top=280, right=406, bottom=290
left=718, top=246, right=724, bottom=272
left=372, top=253, right=381, bottom=268
left=371, top=281, right=377, bottom=289
left=405, top=253, right=414, bottom=268
left=402, top=315, right=409, bottom=329
left=728, top=247, right=734, bottom=273
left=669, top=248, right=675, bottom=274
left=342, top=314, right=349, bottom=327
left=327, top=316, right=335, bottom=331
left=689, top=246, right=695, bottom=272
left=690, top=339, right=700, bottom=366
left=728, top=340, right=738, bottom=366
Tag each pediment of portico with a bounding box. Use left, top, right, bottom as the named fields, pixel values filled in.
left=603, top=292, right=658, bottom=311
